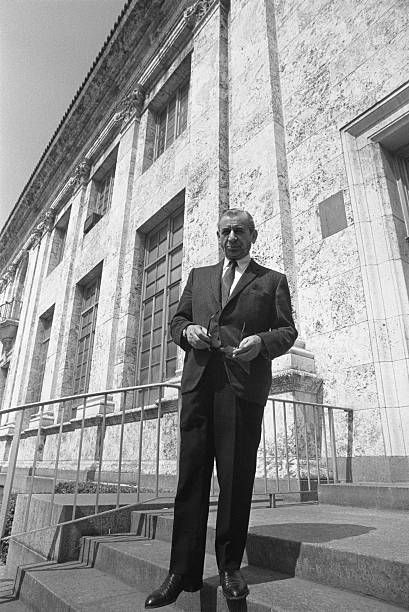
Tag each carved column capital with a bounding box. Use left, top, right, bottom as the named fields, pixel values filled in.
left=72, top=159, right=91, bottom=188
left=43, top=209, right=56, bottom=232
left=184, top=0, right=220, bottom=28
left=115, top=84, right=145, bottom=127
left=30, top=226, right=44, bottom=247
left=5, top=264, right=18, bottom=283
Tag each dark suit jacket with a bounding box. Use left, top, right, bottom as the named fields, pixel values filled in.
left=170, top=259, right=298, bottom=406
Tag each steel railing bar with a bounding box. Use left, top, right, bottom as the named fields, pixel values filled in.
left=176, top=390, right=182, bottom=487
left=313, top=405, right=321, bottom=485
left=0, top=382, right=182, bottom=417
left=262, top=413, right=268, bottom=495
left=95, top=393, right=108, bottom=515
left=116, top=391, right=127, bottom=509
left=23, top=405, right=45, bottom=532
left=272, top=400, right=279, bottom=493
left=47, top=403, right=65, bottom=525
left=72, top=397, right=87, bottom=521
left=282, top=401, right=291, bottom=492
left=321, top=408, right=330, bottom=484
left=1, top=502, right=142, bottom=542
left=302, top=404, right=311, bottom=491
left=155, top=390, right=162, bottom=498
left=328, top=407, right=339, bottom=482
left=292, top=403, right=301, bottom=493
left=136, top=388, right=145, bottom=503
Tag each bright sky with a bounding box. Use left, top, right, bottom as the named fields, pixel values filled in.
left=0, top=0, right=126, bottom=233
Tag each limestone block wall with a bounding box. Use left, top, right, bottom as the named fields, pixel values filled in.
left=273, top=0, right=409, bottom=453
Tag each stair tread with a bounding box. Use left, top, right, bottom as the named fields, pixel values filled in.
left=92, top=535, right=406, bottom=610
left=20, top=560, right=183, bottom=611
left=137, top=502, right=409, bottom=564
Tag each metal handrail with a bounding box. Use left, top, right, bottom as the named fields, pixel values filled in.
left=0, top=383, right=353, bottom=550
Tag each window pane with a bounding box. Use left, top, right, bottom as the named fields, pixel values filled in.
left=74, top=278, right=100, bottom=394
left=156, top=111, right=166, bottom=157
left=140, top=350, right=150, bottom=369
left=142, top=333, right=151, bottom=351
left=166, top=96, right=176, bottom=148
left=169, top=284, right=180, bottom=306
left=177, top=83, right=189, bottom=136
left=166, top=358, right=177, bottom=378
left=139, top=208, right=183, bottom=385
left=170, top=248, right=182, bottom=271
left=155, top=291, right=164, bottom=312
left=170, top=265, right=181, bottom=285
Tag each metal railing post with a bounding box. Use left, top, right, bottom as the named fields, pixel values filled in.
left=136, top=389, right=145, bottom=503
left=95, top=393, right=108, bottom=515
left=0, top=411, right=25, bottom=538
left=272, top=400, right=279, bottom=493
left=328, top=408, right=339, bottom=483
left=23, top=404, right=45, bottom=532
left=72, top=397, right=87, bottom=521
left=262, top=414, right=268, bottom=495
left=155, top=388, right=162, bottom=498
left=116, top=391, right=127, bottom=509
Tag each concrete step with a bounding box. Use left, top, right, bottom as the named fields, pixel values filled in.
left=318, top=482, right=409, bottom=511
left=130, top=503, right=409, bottom=608
left=82, top=533, right=405, bottom=611
left=16, top=560, right=183, bottom=611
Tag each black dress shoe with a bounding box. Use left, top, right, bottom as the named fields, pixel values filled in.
left=145, top=572, right=202, bottom=609
left=219, top=569, right=249, bottom=600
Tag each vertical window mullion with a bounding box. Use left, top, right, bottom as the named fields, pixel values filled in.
left=159, top=219, right=171, bottom=381
left=147, top=290, right=156, bottom=386
left=164, top=102, right=169, bottom=152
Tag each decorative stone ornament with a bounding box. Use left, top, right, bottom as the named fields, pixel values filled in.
left=72, top=159, right=91, bottom=188
left=115, top=85, right=145, bottom=127
left=184, top=0, right=225, bottom=29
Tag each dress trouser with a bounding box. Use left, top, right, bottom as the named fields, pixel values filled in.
left=169, top=354, right=264, bottom=583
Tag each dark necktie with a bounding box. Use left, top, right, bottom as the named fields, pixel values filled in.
left=221, top=260, right=237, bottom=307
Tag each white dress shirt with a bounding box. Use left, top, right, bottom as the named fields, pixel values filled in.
left=222, top=254, right=251, bottom=296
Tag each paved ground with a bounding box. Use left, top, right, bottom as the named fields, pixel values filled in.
left=154, top=499, right=409, bottom=563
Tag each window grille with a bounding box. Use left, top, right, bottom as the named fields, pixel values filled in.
left=139, top=208, right=184, bottom=390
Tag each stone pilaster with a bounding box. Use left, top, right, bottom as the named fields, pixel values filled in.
left=229, top=0, right=297, bottom=315
left=183, top=0, right=229, bottom=273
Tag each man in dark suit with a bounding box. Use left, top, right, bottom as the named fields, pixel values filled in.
left=145, top=209, right=297, bottom=608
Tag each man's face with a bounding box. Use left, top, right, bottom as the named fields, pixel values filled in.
left=217, top=213, right=258, bottom=260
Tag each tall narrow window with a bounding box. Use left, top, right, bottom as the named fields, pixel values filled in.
left=48, top=207, right=71, bottom=273
left=84, top=147, right=118, bottom=234
left=393, top=155, right=409, bottom=238
left=139, top=208, right=184, bottom=390
left=154, top=81, right=189, bottom=160
left=95, top=163, right=115, bottom=216
left=32, top=308, right=54, bottom=402
left=73, top=277, right=100, bottom=394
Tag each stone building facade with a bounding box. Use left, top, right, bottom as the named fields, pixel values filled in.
left=0, top=0, right=408, bottom=483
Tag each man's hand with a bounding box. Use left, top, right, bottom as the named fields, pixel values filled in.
left=185, top=324, right=211, bottom=349
left=232, top=335, right=262, bottom=362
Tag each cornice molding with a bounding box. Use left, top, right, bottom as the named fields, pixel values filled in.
left=0, top=0, right=229, bottom=273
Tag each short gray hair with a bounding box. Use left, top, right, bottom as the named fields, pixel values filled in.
left=218, top=208, right=256, bottom=232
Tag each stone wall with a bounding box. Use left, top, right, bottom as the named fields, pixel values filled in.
left=0, top=0, right=408, bottom=480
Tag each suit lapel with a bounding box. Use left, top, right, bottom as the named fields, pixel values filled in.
left=209, top=260, right=224, bottom=308
left=224, top=259, right=259, bottom=306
